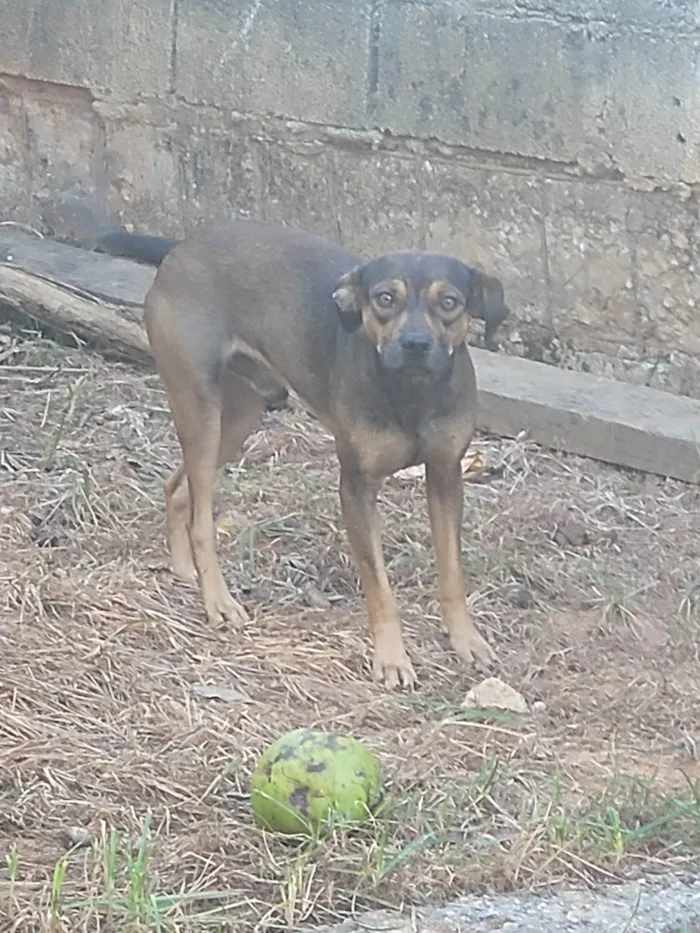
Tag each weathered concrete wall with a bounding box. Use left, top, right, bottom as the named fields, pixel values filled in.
left=1, top=0, right=699, bottom=396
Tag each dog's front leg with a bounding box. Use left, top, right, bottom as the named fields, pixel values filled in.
left=339, top=463, right=416, bottom=689
left=425, top=459, right=496, bottom=667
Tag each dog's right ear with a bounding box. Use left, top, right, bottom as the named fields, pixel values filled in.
left=479, top=274, right=510, bottom=350
left=464, top=270, right=510, bottom=351
left=332, top=267, right=365, bottom=333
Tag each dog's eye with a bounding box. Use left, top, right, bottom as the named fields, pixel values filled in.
left=440, top=296, right=458, bottom=313
left=375, top=291, right=395, bottom=308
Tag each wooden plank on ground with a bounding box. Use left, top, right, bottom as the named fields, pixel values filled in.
left=0, top=262, right=152, bottom=365
left=0, top=227, right=154, bottom=305
left=1, top=228, right=699, bottom=484
left=472, top=348, right=700, bottom=484
left=0, top=228, right=155, bottom=365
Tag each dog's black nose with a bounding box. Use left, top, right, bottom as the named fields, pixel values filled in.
left=400, top=331, right=432, bottom=353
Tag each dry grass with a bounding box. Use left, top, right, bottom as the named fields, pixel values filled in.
left=1, top=322, right=699, bottom=932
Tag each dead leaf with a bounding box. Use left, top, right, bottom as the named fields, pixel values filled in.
left=462, top=677, right=529, bottom=714
left=63, top=825, right=91, bottom=849
left=216, top=514, right=236, bottom=538
left=395, top=464, right=424, bottom=481
left=395, top=452, right=487, bottom=483
left=192, top=683, right=252, bottom=703
left=464, top=451, right=486, bottom=477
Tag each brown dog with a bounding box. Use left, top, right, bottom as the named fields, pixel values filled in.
left=97, top=220, right=510, bottom=688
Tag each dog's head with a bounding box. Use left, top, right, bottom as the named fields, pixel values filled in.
left=332, top=252, right=508, bottom=379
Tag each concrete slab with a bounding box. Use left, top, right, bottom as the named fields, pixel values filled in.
left=1, top=229, right=698, bottom=484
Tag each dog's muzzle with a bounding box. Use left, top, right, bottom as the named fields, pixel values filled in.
left=379, top=331, right=452, bottom=379
left=399, top=331, right=432, bottom=356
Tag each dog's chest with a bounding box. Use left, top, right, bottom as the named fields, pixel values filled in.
left=348, top=401, right=467, bottom=477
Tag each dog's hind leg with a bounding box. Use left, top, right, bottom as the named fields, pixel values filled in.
left=164, top=462, right=195, bottom=581
left=163, top=364, right=268, bottom=585
left=156, top=342, right=264, bottom=623
left=165, top=375, right=241, bottom=623
left=164, top=372, right=264, bottom=582
left=169, top=374, right=265, bottom=618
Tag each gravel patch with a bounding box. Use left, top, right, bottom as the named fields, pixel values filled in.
left=313, top=877, right=700, bottom=933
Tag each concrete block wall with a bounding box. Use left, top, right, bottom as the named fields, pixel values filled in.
left=1, top=0, right=699, bottom=396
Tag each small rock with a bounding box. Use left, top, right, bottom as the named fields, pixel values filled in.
left=63, top=826, right=91, bottom=849
left=553, top=517, right=590, bottom=548
left=303, top=583, right=332, bottom=610
left=532, top=700, right=547, bottom=714
left=504, top=583, right=535, bottom=608
left=463, top=677, right=529, bottom=715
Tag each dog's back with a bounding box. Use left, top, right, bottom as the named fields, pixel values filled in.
left=143, top=220, right=361, bottom=417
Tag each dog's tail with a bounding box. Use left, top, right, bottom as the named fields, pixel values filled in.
left=93, top=229, right=179, bottom=267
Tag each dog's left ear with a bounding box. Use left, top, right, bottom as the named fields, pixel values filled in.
left=467, top=271, right=511, bottom=350
left=332, top=266, right=365, bottom=333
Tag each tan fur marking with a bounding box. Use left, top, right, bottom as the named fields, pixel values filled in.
left=425, top=281, right=448, bottom=305
left=362, top=306, right=407, bottom=351
left=445, top=314, right=470, bottom=352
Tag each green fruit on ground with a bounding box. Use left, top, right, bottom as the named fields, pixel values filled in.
left=250, top=728, right=383, bottom=835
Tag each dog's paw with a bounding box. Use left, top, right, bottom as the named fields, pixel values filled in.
left=204, top=590, right=249, bottom=625
left=450, top=626, right=497, bottom=667
left=171, top=557, right=197, bottom=584
left=372, top=648, right=417, bottom=690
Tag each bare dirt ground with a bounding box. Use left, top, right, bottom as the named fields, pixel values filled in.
left=1, top=324, right=699, bottom=932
